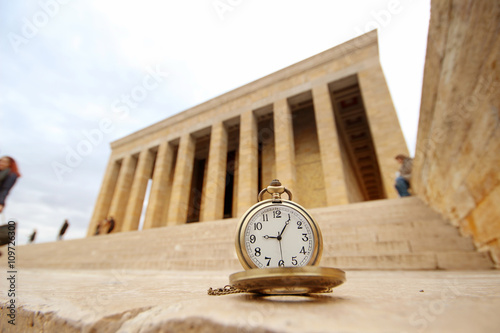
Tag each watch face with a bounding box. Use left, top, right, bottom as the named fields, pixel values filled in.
left=240, top=202, right=320, bottom=269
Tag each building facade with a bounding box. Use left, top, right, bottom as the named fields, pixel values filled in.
left=87, top=30, right=408, bottom=236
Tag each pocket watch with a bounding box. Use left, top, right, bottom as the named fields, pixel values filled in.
left=235, top=179, right=322, bottom=269
left=208, top=179, right=346, bottom=296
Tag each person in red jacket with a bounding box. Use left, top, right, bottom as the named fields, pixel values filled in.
left=0, top=156, right=21, bottom=213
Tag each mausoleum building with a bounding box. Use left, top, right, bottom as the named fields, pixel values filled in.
left=87, top=30, right=408, bottom=235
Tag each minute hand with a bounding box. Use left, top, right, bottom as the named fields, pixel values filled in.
left=278, top=219, right=290, bottom=240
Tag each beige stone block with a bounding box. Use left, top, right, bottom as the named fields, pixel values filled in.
left=410, top=236, right=475, bottom=252
left=143, top=142, right=175, bottom=229
left=7, top=269, right=500, bottom=333
left=312, top=84, right=349, bottom=206
left=326, top=240, right=410, bottom=256
left=323, top=232, right=377, bottom=244
left=443, top=183, right=476, bottom=221
left=122, top=149, right=155, bottom=231
left=237, top=110, right=258, bottom=216
left=107, top=155, right=137, bottom=232
left=413, top=0, right=500, bottom=261
left=323, top=253, right=437, bottom=270
left=465, top=129, right=500, bottom=203
left=487, top=238, right=500, bottom=265
left=273, top=98, right=297, bottom=201
left=200, top=122, right=228, bottom=221
left=232, top=150, right=239, bottom=217
left=292, top=103, right=326, bottom=207
left=468, top=184, right=500, bottom=245
left=375, top=225, right=461, bottom=243
left=87, top=158, right=121, bottom=236
left=167, top=133, right=195, bottom=225
left=357, top=240, right=411, bottom=255
left=261, top=140, right=276, bottom=188
left=436, top=251, right=494, bottom=270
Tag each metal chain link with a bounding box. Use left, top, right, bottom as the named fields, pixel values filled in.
left=207, top=285, right=246, bottom=296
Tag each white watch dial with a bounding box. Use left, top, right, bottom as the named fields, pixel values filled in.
left=244, top=205, right=315, bottom=268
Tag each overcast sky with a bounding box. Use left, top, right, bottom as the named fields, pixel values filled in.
left=0, top=0, right=430, bottom=245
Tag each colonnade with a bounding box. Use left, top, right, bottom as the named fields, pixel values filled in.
left=87, top=73, right=407, bottom=236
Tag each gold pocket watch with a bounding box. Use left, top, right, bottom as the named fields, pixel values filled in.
left=209, top=179, right=346, bottom=295
left=235, top=180, right=321, bottom=269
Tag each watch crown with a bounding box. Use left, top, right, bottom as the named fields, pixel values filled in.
left=270, top=179, right=282, bottom=186
left=267, top=179, right=286, bottom=202
left=258, top=179, right=293, bottom=202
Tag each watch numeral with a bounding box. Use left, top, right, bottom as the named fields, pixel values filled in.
left=278, top=260, right=284, bottom=267
left=302, top=233, right=308, bottom=242
left=297, top=221, right=303, bottom=229
left=291, top=256, right=298, bottom=266
left=255, top=247, right=261, bottom=256
left=299, top=246, right=306, bottom=254
left=254, top=222, right=262, bottom=230
left=273, top=210, right=281, bottom=218
left=265, top=257, right=271, bottom=266
left=263, top=214, right=269, bottom=222
left=249, top=234, right=256, bottom=243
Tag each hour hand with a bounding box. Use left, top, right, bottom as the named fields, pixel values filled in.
left=263, top=235, right=278, bottom=239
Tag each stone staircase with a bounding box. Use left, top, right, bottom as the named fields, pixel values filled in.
left=13, top=197, right=495, bottom=271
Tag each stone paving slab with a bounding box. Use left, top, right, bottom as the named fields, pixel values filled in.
left=1, top=269, right=500, bottom=332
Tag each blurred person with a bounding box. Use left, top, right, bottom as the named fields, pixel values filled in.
left=94, top=219, right=103, bottom=235
left=58, top=219, right=70, bottom=240
left=0, top=156, right=21, bottom=213
left=106, top=216, right=115, bottom=234
left=29, top=229, right=37, bottom=244
left=394, top=154, right=413, bottom=197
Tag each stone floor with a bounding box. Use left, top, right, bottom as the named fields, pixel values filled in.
left=1, top=268, right=500, bottom=332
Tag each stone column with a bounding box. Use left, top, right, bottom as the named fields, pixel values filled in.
left=122, top=149, right=154, bottom=232
left=273, top=99, right=297, bottom=202
left=167, top=133, right=196, bottom=225
left=260, top=127, right=276, bottom=189
left=232, top=149, right=239, bottom=218
left=143, top=142, right=175, bottom=229
left=358, top=64, right=409, bottom=198
left=107, top=155, right=137, bottom=232
left=237, top=110, right=258, bottom=216
left=87, top=157, right=121, bottom=236
left=200, top=122, right=228, bottom=221
left=312, top=84, right=350, bottom=206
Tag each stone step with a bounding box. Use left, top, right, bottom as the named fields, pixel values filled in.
left=17, top=236, right=476, bottom=269
left=17, top=250, right=494, bottom=271
left=11, top=197, right=495, bottom=271
left=322, top=251, right=494, bottom=270
left=311, top=197, right=443, bottom=218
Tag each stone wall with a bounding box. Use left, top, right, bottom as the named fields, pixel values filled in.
left=293, top=106, right=327, bottom=208
left=413, top=0, right=500, bottom=263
